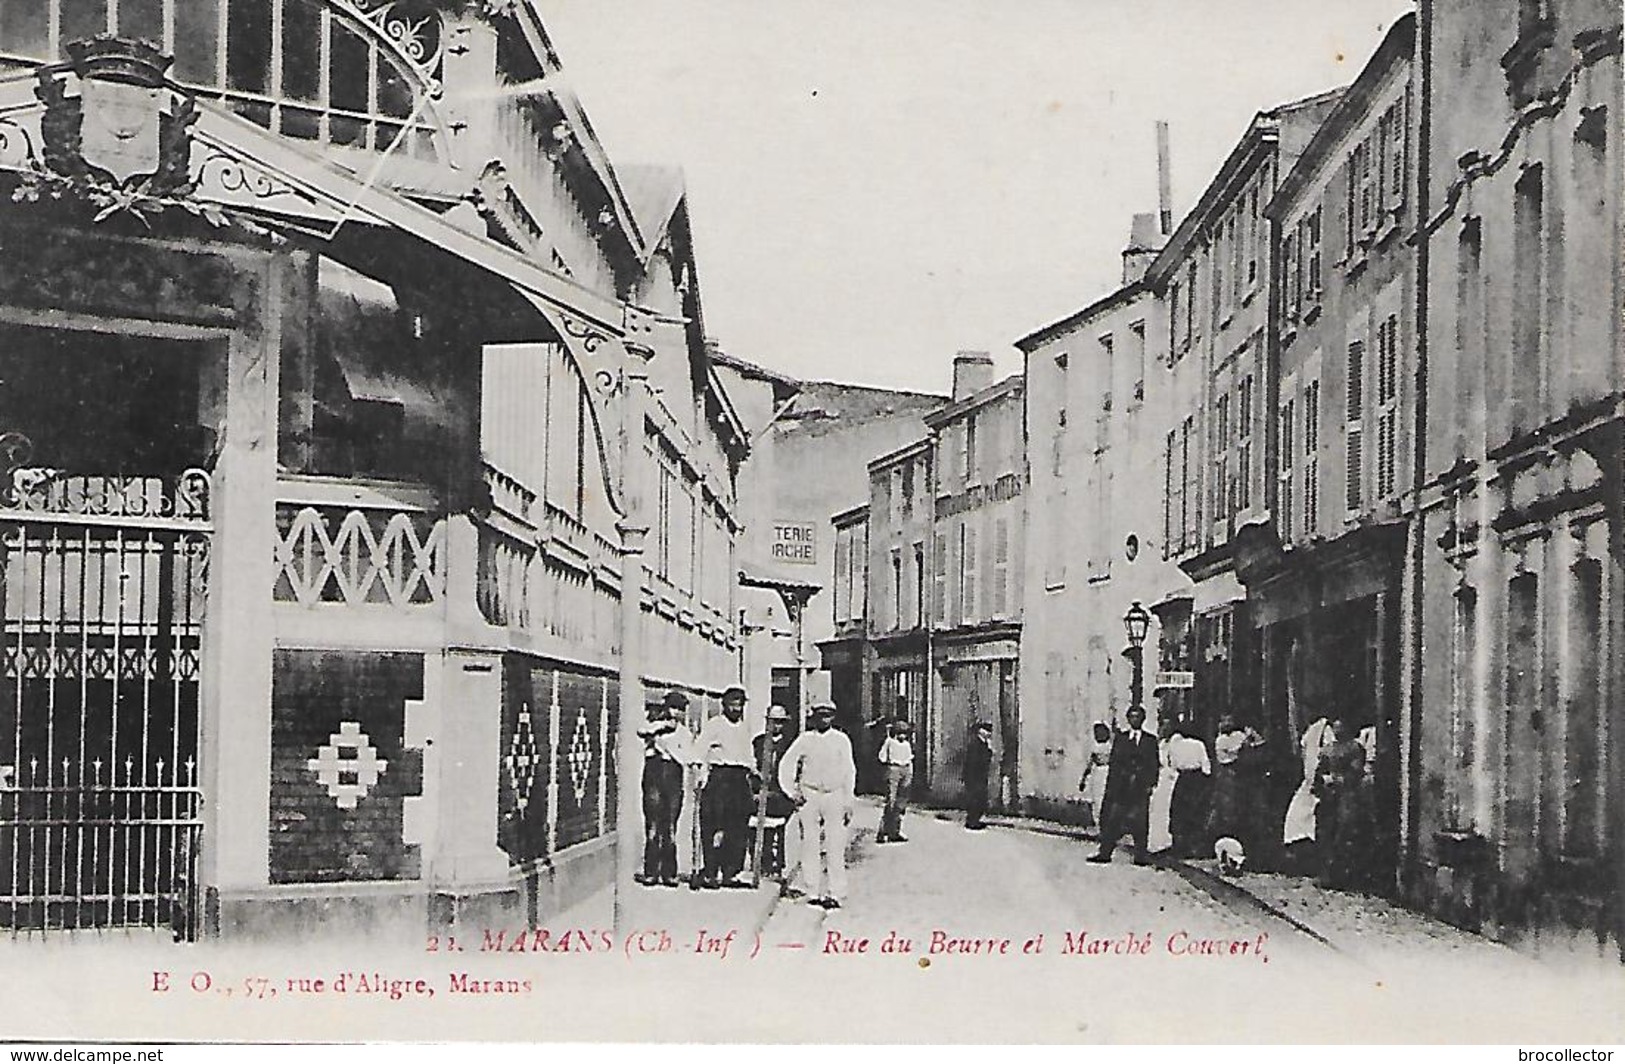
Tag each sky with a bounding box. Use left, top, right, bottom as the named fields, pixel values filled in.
left=535, top=0, right=1416, bottom=394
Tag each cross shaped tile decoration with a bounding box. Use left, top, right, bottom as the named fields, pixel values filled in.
left=307, top=721, right=388, bottom=810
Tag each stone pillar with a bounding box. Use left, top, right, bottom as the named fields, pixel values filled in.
left=428, top=649, right=509, bottom=884
left=198, top=252, right=283, bottom=904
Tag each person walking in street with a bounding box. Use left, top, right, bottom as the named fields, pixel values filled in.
left=1313, top=717, right=1373, bottom=892
left=1088, top=705, right=1161, bottom=865
left=877, top=717, right=915, bottom=843
left=752, top=704, right=797, bottom=878
left=696, top=685, right=756, bottom=889
left=1079, top=721, right=1113, bottom=828
left=963, top=720, right=994, bottom=830
left=778, top=702, right=856, bottom=909
left=636, top=690, right=695, bottom=887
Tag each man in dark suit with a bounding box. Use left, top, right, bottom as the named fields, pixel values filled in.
left=963, top=720, right=994, bottom=830
left=1088, top=705, right=1160, bottom=865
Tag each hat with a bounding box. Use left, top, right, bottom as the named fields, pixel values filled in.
left=721, top=686, right=747, bottom=704
left=975, top=720, right=994, bottom=731
left=662, top=691, right=690, bottom=709
left=766, top=705, right=791, bottom=722
left=810, top=702, right=836, bottom=715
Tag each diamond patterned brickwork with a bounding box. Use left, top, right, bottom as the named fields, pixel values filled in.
left=270, top=650, right=424, bottom=884
left=497, top=656, right=617, bottom=864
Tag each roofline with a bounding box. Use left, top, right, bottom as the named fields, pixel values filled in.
left=1266, top=14, right=1417, bottom=223
left=1015, top=280, right=1149, bottom=352
left=1145, top=87, right=1344, bottom=289
left=708, top=349, right=803, bottom=390
left=869, top=436, right=933, bottom=472
left=922, top=373, right=1024, bottom=429
left=832, top=503, right=870, bottom=527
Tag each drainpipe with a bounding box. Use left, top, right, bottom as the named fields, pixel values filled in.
left=612, top=340, right=653, bottom=939
left=1404, top=2, right=1434, bottom=904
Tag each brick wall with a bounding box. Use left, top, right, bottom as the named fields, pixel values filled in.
left=270, top=650, right=424, bottom=884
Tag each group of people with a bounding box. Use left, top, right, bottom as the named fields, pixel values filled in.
left=634, top=686, right=863, bottom=909
left=1077, top=705, right=1378, bottom=889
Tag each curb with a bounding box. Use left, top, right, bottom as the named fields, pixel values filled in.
left=915, top=805, right=1342, bottom=953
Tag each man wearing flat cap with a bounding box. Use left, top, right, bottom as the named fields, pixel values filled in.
left=778, top=702, right=855, bottom=908
left=636, top=690, right=695, bottom=887
left=696, top=685, right=756, bottom=888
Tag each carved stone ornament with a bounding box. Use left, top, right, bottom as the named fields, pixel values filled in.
left=13, top=37, right=229, bottom=228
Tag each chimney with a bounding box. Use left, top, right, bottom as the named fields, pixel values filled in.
left=1122, top=212, right=1163, bottom=285
left=1156, top=120, right=1173, bottom=236
left=951, top=351, right=995, bottom=401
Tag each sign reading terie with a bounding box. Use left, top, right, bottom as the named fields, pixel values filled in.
left=1154, top=671, right=1195, bottom=690
left=770, top=521, right=818, bottom=565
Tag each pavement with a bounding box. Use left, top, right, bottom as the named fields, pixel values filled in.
left=1, top=801, right=1621, bottom=1043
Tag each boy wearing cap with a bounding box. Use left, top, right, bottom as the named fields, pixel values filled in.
left=778, top=703, right=856, bottom=908
left=752, top=705, right=796, bottom=877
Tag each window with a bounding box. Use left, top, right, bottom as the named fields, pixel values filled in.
left=1169, top=282, right=1184, bottom=354
left=961, top=522, right=979, bottom=621
left=1283, top=230, right=1301, bottom=317
left=912, top=543, right=925, bottom=628
left=0, top=1, right=447, bottom=158
left=1097, top=333, right=1115, bottom=451
left=901, top=461, right=915, bottom=517
left=1512, top=165, right=1544, bottom=434
left=1346, top=339, right=1365, bottom=512
left=1129, top=321, right=1147, bottom=402
left=1246, top=188, right=1260, bottom=291
left=1278, top=396, right=1296, bottom=539
left=965, top=415, right=979, bottom=483
left=1389, top=95, right=1408, bottom=212
left=1376, top=315, right=1400, bottom=498
left=1163, top=429, right=1177, bottom=559
left=932, top=532, right=948, bottom=622
left=1184, top=262, right=1198, bottom=345
left=1565, top=560, right=1603, bottom=854
left=1212, top=393, right=1230, bottom=521
left=889, top=466, right=904, bottom=526
left=1304, top=380, right=1321, bottom=535
left=1306, top=208, right=1323, bottom=294
left=1451, top=586, right=1479, bottom=829
left=1179, top=415, right=1194, bottom=549
left=992, top=519, right=1009, bottom=616
left=1237, top=375, right=1254, bottom=512
left=833, top=533, right=850, bottom=623
left=889, top=548, right=903, bottom=631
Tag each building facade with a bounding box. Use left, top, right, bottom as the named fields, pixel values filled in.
left=1246, top=14, right=1420, bottom=891
left=1017, top=214, right=1181, bottom=821
left=863, top=439, right=936, bottom=792
left=1143, top=91, right=1342, bottom=867
left=0, top=2, right=744, bottom=938
left=925, top=357, right=1025, bottom=809
left=1409, top=0, right=1623, bottom=955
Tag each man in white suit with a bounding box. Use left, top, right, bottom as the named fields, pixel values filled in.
left=778, top=703, right=856, bottom=909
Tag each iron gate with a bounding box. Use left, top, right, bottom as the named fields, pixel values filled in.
left=0, top=437, right=209, bottom=939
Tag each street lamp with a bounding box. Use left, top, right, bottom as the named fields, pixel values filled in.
left=1122, top=600, right=1151, bottom=716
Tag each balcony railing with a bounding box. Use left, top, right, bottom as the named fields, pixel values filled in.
left=273, top=478, right=445, bottom=609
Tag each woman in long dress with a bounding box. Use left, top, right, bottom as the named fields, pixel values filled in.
left=1078, top=721, right=1113, bottom=827
left=1146, top=720, right=1178, bottom=854
left=1283, top=716, right=1335, bottom=869
left=1208, top=715, right=1263, bottom=852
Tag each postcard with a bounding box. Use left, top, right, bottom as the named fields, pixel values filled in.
left=0, top=0, right=1619, bottom=1046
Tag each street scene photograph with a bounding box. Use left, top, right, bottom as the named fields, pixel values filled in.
left=0, top=0, right=1619, bottom=1047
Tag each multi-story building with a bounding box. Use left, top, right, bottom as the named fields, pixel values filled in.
left=1409, top=0, right=1622, bottom=955
left=925, top=356, right=1025, bottom=809
left=0, top=3, right=744, bottom=938
left=823, top=502, right=870, bottom=780
left=1143, top=90, right=1342, bottom=865
left=1017, top=214, right=1180, bottom=821
left=1246, top=13, right=1420, bottom=892
left=862, top=438, right=936, bottom=790
left=714, top=352, right=941, bottom=739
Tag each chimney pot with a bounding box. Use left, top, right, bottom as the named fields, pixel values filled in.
left=951, top=351, right=995, bottom=400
